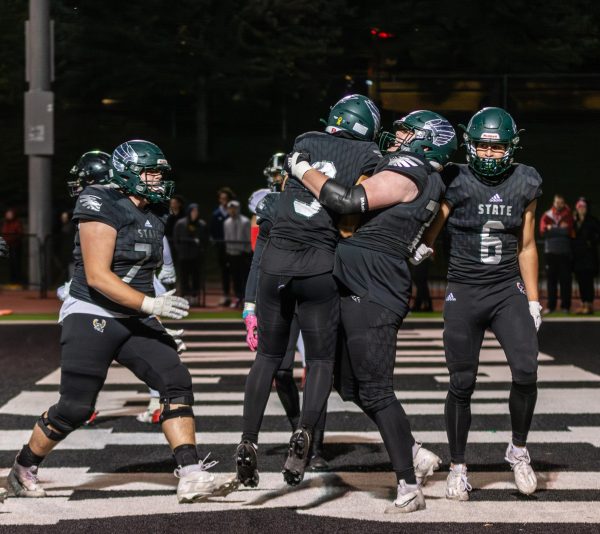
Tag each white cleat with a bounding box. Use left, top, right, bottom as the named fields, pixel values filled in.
left=8, top=461, right=47, bottom=498
left=175, top=455, right=218, bottom=503
left=0, top=487, right=7, bottom=503
left=384, top=480, right=426, bottom=514
left=505, top=443, right=537, bottom=495
left=445, top=464, right=472, bottom=501
left=413, top=441, right=442, bottom=485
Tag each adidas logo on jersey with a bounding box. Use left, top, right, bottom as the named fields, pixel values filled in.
left=489, top=193, right=503, bottom=203
left=445, top=292, right=457, bottom=302
left=144, top=220, right=153, bottom=228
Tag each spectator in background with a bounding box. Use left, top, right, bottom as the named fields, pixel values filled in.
left=410, top=256, right=433, bottom=312
left=1, top=208, right=24, bottom=285
left=210, top=187, right=235, bottom=306
left=165, top=195, right=186, bottom=260
left=174, top=203, right=208, bottom=306
left=573, top=198, right=600, bottom=315
left=58, top=211, right=76, bottom=281
left=224, top=200, right=252, bottom=308
left=539, top=194, right=575, bottom=314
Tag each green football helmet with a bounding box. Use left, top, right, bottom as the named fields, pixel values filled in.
left=109, top=140, right=174, bottom=203
left=461, top=107, right=521, bottom=177
left=379, top=110, right=457, bottom=168
left=325, top=94, right=381, bottom=141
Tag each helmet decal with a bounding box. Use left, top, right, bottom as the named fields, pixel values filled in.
left=424, top=119, right=456, bottom=147
left=112, top=142, right=139, bottom=172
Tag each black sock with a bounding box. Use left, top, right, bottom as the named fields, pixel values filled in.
left=445, top=390, right=472, bottom=465
left=370, top=401, right=417, bottom=485
left=274, top=369, right=300, bottom=431
left=509, top=381, right=538, bottom=447
left=17, top=444, right=45, bottom=468
left=173, top=444, right=199, bottom=467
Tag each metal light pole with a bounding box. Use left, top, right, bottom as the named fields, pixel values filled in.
left=24, top=0, right=54, bottom=290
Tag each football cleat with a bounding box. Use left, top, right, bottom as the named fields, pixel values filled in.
left=445, top=464, right=472, bottom=501
left=174, top=455, right=218, bottom=503
left=413, top=441, right=442, bottom=485
left=235, top=440, right=259, bottom=487
left=8, top=461, right=47, bottom=498
left=505, top=443, right=537, bottom=495
left=282, top=427, right=312, bottom=486
left=0, top=487, right=7, bottom=503
left=307, top=429, right=329, bottom=471
left=384, top=480, right=426, bottom=514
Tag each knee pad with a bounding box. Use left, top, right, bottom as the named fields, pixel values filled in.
left=448, top=369, right=477, bottom=399
left=159, top=394, right=195, bottom=423
left=275, top=369, right=293, bottom=385
left=36, top=412, right=67, bottom=441
left=357, top=385, right=396, bottom=415
left=47, top=397, right=95, bottom=435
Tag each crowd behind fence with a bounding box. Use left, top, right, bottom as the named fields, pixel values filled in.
left=1, top=233, right=599, bottom=309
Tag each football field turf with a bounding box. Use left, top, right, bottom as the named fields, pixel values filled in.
left=0, top=319, right=599, bottom=533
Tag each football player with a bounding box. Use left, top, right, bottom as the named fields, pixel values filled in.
left=8, top=140, right=231, bottom=504
left=241, top=167, right=328, bottom=485
left=415, top=107, right=543, bottom=500
left=286, top=109, right=455, bottom=513
left=59, top=150, right=184, bottom=425
left=237, top=95, right=382, bottom=488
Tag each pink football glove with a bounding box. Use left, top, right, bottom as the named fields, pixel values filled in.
left=244, top=314, right=258, bottom=351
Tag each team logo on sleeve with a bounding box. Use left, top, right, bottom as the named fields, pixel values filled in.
left=388, top=155, right=423, bottom=168
left=517, top=282, right=527, bottom=295
left=92, top=318, right=106, bottom=333
left=79, top=194, right=102, bottom=212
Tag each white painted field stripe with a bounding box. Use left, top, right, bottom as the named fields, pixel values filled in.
left=0, top=473, right=599, bottom=526
left=3, top=387, right=590, bottom=416
left=0, top=468, right=598, bottom=492
left=60, top=364, right=594, bottom=383
left=1, top=427, right=599, bottom=450
left=36, top=367, right=220, bottom=386
left=179, top=350, right=553, bottom=364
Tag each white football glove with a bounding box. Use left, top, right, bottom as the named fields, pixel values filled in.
left=56, top=280, right=71, bottom=302
left=140, top=289, right=189, bottom=319
left=528, top=301, right=542, bottom=332
left=409, top=243, right=433, bottom=265
left=157, top=263, right=177, bottom=285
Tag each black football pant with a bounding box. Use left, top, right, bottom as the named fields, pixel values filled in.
left=575, top=269, right=596, bottom=304
left=335, top=291, right=416, bottom=484
left=47, top=314, right=192, bottom=435
left=242, top=272, right=338, bottom=443
left=545, top=253, right=572, bottom=311
left=443, top=279, right=539, bottom=464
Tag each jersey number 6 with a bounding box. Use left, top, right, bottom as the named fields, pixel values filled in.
left=480, top=220, right=504, bottom=265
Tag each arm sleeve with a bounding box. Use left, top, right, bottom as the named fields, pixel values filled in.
left=162, top=236, right=173, bottom=266
left=244, top=220, right=271, bottom=303
left=318, top=180, right=369, bottom=215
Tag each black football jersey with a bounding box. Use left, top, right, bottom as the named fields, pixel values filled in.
left=334, top=152, right=445, bottom=316
left=269, top=131, right=382, bottom=254
left=255, top=191, right=280, bottom=227
left=443, top=163, right=543, bottom=284
left=70, top=185, right=168, bottom=314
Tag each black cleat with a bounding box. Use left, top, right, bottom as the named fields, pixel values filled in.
left=235, top=440, right=259, bottom=487
left=307, top=452, right=330, bottom=471
left=282, top=428, right=312, bottom=486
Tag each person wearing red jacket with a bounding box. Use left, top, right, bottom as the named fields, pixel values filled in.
left=539, top=194, right=575, bottom=313
left=1, top=208, right=24, bottom=284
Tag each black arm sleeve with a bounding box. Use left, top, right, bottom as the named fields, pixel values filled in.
left=244, top=221, right=271, bottom=303
left=318, top=180, right=369, bottom=215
